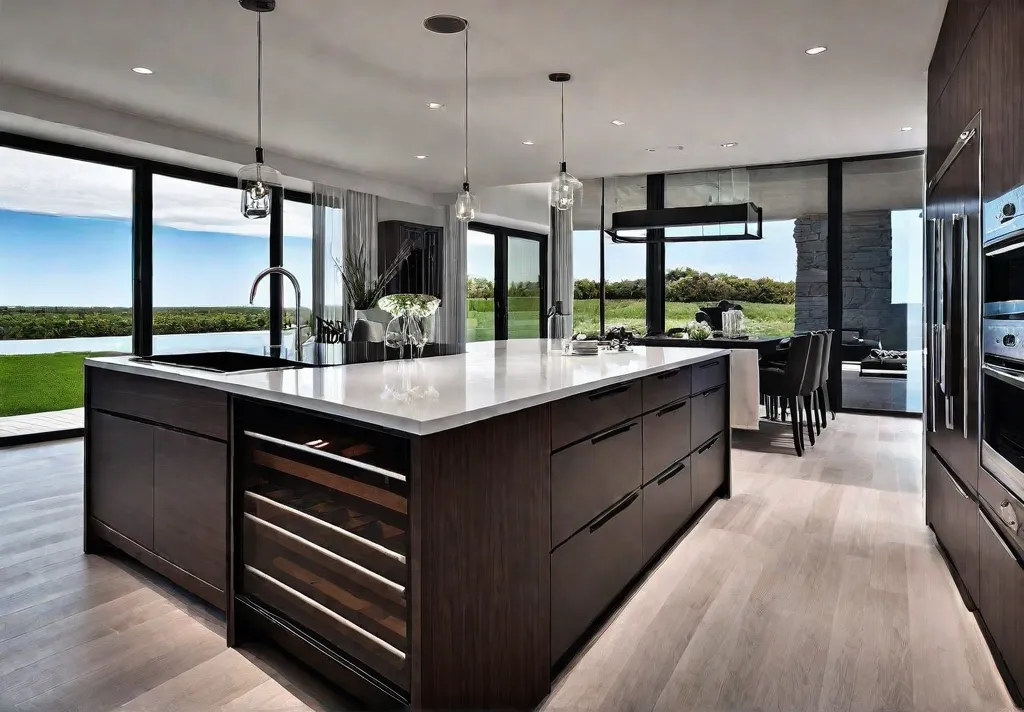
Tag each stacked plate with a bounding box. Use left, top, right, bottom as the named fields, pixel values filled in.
left=570, top=340, right=600, bottom=356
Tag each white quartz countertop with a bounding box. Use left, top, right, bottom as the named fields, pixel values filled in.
left=86, top=340, right=728, bottom=436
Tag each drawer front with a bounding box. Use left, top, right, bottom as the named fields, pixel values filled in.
left=551, top=489, right=643, bottom=663
left=980, top=467, right=1024, bottom=554
left=927, top=449, right=980, bottom=604
left=691, top=384, right=727, bottom=449
left=692, top=432, right=727, bottom=514
left=551, top=418, right=643, bottom=547
left=642, top=398, right=691, bottom=484
left=691, top=357, right=727, bottom=395
left=642, top=367, right=691, bottom=413
left=978, top=509, right=1024, bottom=696
left=551, top=379, right=643, bottom=451
left=89, top=367, right=228, bottom=440
left=642, top=459, right=691, bottom=562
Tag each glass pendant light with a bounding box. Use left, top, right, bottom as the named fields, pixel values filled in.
left=549, top=73, right=582, bottom=211
left=238, top=0, right=281, bottom=219
left=454, top=20, right=477, bottom=221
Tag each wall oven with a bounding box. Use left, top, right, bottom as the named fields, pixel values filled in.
left=982, top=184, right=1024, bottom=500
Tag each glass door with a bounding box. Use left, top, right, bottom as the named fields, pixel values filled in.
left=467, top=223, right=547, bottom=342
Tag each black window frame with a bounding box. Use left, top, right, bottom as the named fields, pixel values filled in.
left=0, top=131, right=311, bottom=357
left=469, top=221, right=548, bottom=341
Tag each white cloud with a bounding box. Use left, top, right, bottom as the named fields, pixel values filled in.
left=0, top=146, right=313, bottom=238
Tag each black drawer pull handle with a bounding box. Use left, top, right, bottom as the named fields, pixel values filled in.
left=656, top=400, right=688, bottom=417
left=698, top=360, right=720, bottom=369
left=589, top=492, right=640, bottom=533
left=589, top=384, right=631, bottom=401
left=698, top=434, right=721, bottom=453
left=656, top=369, right=681, bottom=380
left=590, top=422, right=637, bottom=445
left=703, top=386, right=723, bottom=397
left=983, top=512, right=1020, bottom=564
left=657, top=460, right=687, bottom=486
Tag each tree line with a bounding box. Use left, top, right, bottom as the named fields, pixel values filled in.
left=468, top=267, right=795, bottom=305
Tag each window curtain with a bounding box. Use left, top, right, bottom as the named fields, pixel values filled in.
left=312, top=183, right=344, bottom=328
left=436, top=205, right=467, bottom=344
left=549, top=206, right=574, bottom=317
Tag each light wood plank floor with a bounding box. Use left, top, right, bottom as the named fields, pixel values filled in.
left=0, top=414, right=1014, bottom=711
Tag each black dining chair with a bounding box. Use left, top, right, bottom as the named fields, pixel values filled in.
left=759, top=333, right=814, bottom=456
left=800, top=333, right=827, bottom=445
left=815, top=329, right=835, bottom=427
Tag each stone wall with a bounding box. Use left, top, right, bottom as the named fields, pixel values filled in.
left=792, top=209, right=896, bottom=347
left=794, top=214, right=828, bottom=332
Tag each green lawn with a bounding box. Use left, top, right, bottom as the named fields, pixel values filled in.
left=0, top=352, right=102, bottom=417
left=468, top=299, right=795, bottom=342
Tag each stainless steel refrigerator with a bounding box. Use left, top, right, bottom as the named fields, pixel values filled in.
left=924, top=111, right=983, bottom=607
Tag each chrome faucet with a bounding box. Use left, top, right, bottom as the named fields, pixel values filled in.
left=249, top=267, right=303, bottom=362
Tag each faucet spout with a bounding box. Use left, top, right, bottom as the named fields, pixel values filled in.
left=248, top=266, right=303, bottom=361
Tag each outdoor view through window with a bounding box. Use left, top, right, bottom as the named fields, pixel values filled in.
left=0, top=147, right=313, bottom=419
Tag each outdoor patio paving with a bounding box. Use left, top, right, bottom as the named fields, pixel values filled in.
left=0, top=407, right=84, bottom=442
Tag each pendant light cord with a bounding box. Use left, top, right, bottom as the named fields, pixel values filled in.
left=560, top=83, right=566, bottom=165
left=463, top=26, right=470, bottom=187
left=257, top=12, right=263, bottom=153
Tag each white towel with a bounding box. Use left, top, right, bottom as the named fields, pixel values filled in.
left=729, top=349, right=760, bottom=430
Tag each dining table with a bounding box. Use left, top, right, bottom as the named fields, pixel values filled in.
left=636, top=334, right=790, bottom=429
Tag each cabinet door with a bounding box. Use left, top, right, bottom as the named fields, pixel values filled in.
left=979, top=510, right=1024, bottom=695
left=551, top=489, right=643, bottom=662
left=153, top=427, right=228, bottom=591
left=642, top=458, right=691, bottom=562
left=927, top=449, right=979, bottom=605
left=90, top=412, right=154, bottom=549
left=692, top=432, right=727, bottom=514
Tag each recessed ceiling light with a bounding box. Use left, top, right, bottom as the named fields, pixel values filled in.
left=610, top=119, right=626, bottom=126
left=132, top=67, right=153, bottom=75
left=721, top=142, right=738, bottom=148
left=805, top=46, right=827, bottom=55
left=645, top=147, right=657, bottom=152
left=900, top=126, right=913, bottom=132
left=673, top=145, right=685, bottom=151
left=416, top=155, right=428, bottom=160
left=426, top=102, right=445, bottom=110
left=522, top=140, right=535, bottom=145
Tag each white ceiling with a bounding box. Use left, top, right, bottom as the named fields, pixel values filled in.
left=0, top=0, right=945, bottom=194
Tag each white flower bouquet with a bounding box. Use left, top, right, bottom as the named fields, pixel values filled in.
left=687, top=320, right=714, bottom=342
left=378, top=293, right=440, bottom=318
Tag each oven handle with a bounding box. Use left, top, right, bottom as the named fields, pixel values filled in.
left=956, top=212, right=969, bottom=439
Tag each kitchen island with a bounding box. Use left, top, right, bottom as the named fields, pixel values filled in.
left=83, top=340, right=731, bottom=710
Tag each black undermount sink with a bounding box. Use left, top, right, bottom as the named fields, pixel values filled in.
left=131, top=351, right=310, bottom=374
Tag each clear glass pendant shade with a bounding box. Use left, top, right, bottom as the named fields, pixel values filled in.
left=550, top=168, right=582, bottom=211
left=238, top=161, right=281, bottom=219
left=454, top=184, right=478, bottom=222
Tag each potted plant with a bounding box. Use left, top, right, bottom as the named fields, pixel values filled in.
left=338, top=240, right=414, bottom=330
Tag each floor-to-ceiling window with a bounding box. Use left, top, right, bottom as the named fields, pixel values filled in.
left=467, top=227, right=496, bottom=342
left=661, top=164, right=827, bottom=337
left=840, top=155, right=924, bottom=413
left=151, top=175, right=272, bottom=355
left=602, top=176, right=648, bottom=333
left=284, top=197, right=314, bottom=347
left=0, top=147, right=133, bottom=419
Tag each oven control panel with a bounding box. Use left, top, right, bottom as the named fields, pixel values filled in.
left=985, top=317, right=1024, bottom=363
left=985, top=184, right=1024, bottom=247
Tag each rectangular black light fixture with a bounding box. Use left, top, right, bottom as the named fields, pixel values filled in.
left=606, top=202, right=763, bottom=243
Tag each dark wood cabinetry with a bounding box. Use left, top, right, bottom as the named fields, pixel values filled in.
left=551, top=489, right=643, bottom=662
left=641, top=458, right=691, bottom=563
left=153, top=428, right=228, bottom=592
left=86, top=367, right=229, bottom=609
left=551, top=418, right=642, bottom=546
left=90, top=412, right=155, bottom=549
left=551, top=379, right=643, bottom=451
left=377, top=220, right=444, bottom=299
left=979, top=509, right=1024, bottom=700
left=642, top=398, right=690, bottom=484
left=926, top=449, right=980, bottom=607
left=692, top=433, right=727, bottom=518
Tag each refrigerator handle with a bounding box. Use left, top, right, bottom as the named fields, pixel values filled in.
left=926, top=218, right=938, bottom=433
left=955, top=212, right=969, bottom=439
